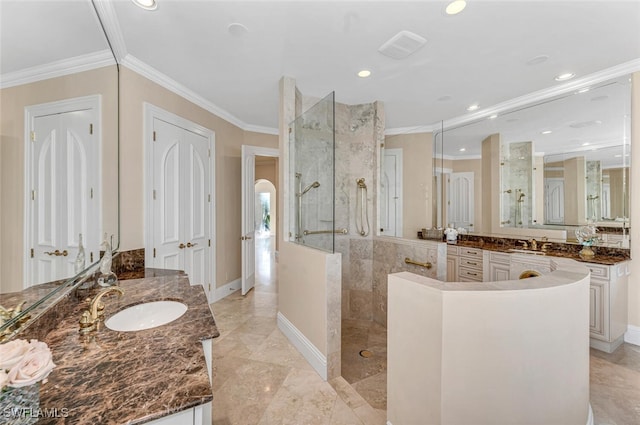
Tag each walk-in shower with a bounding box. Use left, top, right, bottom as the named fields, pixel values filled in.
left=289, top=92, right=336, bottom=252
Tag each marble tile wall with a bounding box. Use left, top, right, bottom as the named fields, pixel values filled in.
left=333, top=101, right=382, bottom=322
left=502, top=141, right=533, bottom=227
left=372, top=239, right=442, bottom=327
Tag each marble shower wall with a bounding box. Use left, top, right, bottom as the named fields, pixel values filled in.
left=586, top=160, right=602, bottom=220
left=501, top=141, right=534, bottom=227
left=334, top=101, right=384, bottom=322
left=372, top=239, right=444, bottom=327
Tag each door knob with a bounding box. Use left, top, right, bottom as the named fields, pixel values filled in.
left=179, top=243, right=186, bottom=249
left=186, top=242, right=198, bottom=248
left=44, top=249, right=68, bottom=256
left=245, top=236, right=252, bottom=240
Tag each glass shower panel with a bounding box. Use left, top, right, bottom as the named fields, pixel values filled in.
left=289, top=92, right=335, bottom=252
left=501, top=141, right=534, bottom=228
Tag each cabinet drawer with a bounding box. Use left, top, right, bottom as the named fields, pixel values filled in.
left=459, top=257, right=482, bottom=270
left=586, top=264, right=609, bottom=280
left=458, top=266, right=482, bottom=281
left=447, top=245, right=459, bottom=256
left=489, top=252, right=510, bottom=264
left=459, top=247, right=482, bottom=258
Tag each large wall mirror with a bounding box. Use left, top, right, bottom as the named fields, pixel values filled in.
left=1, top=1, right=119, bottom=307
left=432, top=75, right=631, bottom=243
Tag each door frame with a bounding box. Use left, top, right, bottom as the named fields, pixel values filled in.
left=143, top=103, right=215, bottom=301
left=23, top=95, right=102, bottom=287
left=241, top=145, right=278, bottom=295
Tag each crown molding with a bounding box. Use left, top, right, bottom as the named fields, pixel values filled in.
left=0, top=50, right=115, bottom=89
left=384, top=58, right=640, bottom=136
left=437, top=58, right=640, bottom=132
left=385, top=124, right=436, bottom=136
left=122, top=54, right=250, bottom=130
left=244, top=124, right=279, bottom=135
left=92, top=0, right=127, bottom=62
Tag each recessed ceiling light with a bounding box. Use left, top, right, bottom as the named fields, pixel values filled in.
left=577, top=87, right=590, bottom=94
left=488, top=114, right=498, bottom=120
left=446, top=0, right=467, bottom=15
left=459, top=148, right=466, bottom=152
left=131, top=0, right=157, bottom=10
left=541, top=130, right=552, bottom=135
left=467, top=104, right=479, bottom=111
left=582, top=142, right=590, bottom=146
left=526, top=55, right=549, bottom=66
left=227, top=23, right=249, bottom=37
left=555, top=72, right=576, bottom=81
left=357, top=70, right=371, bottom=78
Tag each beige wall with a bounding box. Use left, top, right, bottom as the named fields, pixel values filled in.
left=118, top=67, right=278, bottom=289
left=607, top=167, right=629, bottom=219
left=534, top=156, right=544, bottom=225
left=563, top=156, right=586, bottom=225
left=0, top=66, right=118, bottom=292
left=481, top=134, right=501, bottom=234
left=385, top=132, right=433, bottom=238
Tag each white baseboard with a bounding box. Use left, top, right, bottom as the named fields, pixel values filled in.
left=625, top=324, right=640, bottom=346
left=277, top=311, right=327, bottom=380
left=212, top=278, right=241, bottom=303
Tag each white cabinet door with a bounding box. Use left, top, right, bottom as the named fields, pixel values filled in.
left=489, top=262, right=511, bottom=281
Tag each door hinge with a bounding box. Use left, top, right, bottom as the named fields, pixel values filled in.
left=153, top=190, right=156, bottom=200
left=208, top=283, right=212, bottom=291
left=208, top=194, right=211, bottom=202
left=90, top=188, right=94, bottom=199
left=153, top=131, right=156, bottom=141
left=288, top=127, right=292, bottom=134
left=89, top=123, right=93, bottom=135
left=208, top=239, right=211, bottom=247
left=90, top=252, right=94, bottom=262
left=31, top=190, right=35, bottom=200
left=30, top=131, right=36, bottom=142
left=30, top=248, right=34, bottom=258
left=153, top=248, right=156, bottom=258
left=208, top=148, right=211, bottom=157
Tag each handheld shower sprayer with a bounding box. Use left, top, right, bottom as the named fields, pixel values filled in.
left=300, top=181, right=320, bottom=196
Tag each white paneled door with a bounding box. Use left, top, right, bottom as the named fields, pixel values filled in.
left=448, top=172, right=474, bottom=230
left=241, top=145, right=278, bottom=296
left=27, top=98, right=100, bottom=286
left=148, top=110, right=213, bottom=299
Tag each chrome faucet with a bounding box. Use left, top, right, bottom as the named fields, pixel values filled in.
left=79, top=286, right=124, bottom=333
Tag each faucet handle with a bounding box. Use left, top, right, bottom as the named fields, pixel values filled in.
left=79, top=311, right=96, bottom=334
left=518, top=240, right=529, bottom=249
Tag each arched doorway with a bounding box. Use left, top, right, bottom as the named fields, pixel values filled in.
left=255, top=179, right=276, bottom=238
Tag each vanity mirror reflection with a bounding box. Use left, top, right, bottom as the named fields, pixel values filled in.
left=427, top=74, right=631, bottom=243
left=0, top=1, right=119, bottom=320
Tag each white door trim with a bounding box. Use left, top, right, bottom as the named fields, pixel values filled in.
left=143, top=103, right=216, bottom=301
left=24, top=95, right=102, bottom=287
left=241, top=145, right=278, bottom=296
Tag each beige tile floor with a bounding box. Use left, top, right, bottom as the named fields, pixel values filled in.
left=211, top=236, right=640, bottom=424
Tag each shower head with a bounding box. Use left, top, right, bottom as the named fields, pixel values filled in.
left=301, top=181, right=320, bottom=196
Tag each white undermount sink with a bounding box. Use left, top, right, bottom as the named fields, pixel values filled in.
left=105, top=300, right=188, bottom=332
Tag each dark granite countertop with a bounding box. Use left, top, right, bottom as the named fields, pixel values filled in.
left=450, top=239, right=630, bottom=266
left=38, top=272, right=219, bottom=424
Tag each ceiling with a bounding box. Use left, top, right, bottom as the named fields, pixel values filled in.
left=2, top=0, right=640, bottom=142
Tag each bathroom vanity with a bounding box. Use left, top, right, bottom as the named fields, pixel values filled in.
left=445, top=240, right=629, bottom=353
left=20, top=270, right=218, bottom=425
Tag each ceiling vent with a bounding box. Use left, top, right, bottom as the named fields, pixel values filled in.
left=378, top=30, right=427, bottom=60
